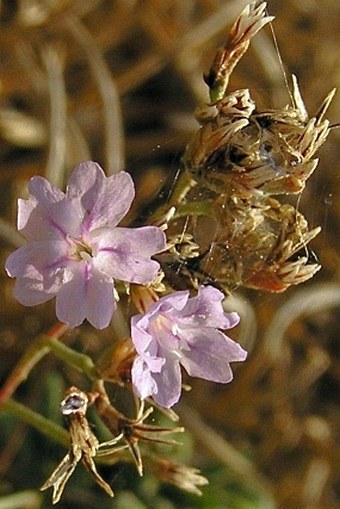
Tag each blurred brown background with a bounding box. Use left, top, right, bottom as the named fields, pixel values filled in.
left=0, top=1, right=339, bottom=508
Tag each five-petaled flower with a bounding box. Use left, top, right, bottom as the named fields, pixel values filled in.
left=5, top=161, right=166, bottom=329
left=131, top=285, right=247, bottom=408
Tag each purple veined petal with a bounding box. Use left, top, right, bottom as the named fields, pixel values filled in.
left=180, top=328, right=247, bottom=383
left=131, top=356, right=159, bottom=400
left=17, top=196, right=75, bottom=242
left=6, top=241, right=68, bottom=306
left=73, top=166, right=135, bottom=232
left=20, top=184, right=83, bottom=240
left=5, top=241, right=70, bottom=278
left=148, top=357, right=182, bottom=408
left=132, top=311, right=182, bottom=366
left=55, top=263, right=116, bottom=329
left=129, top=285, right=247, bottom=408
left=92, top=226, right=166, bottom=284
left=48, top=199, right=83, bottom=238
left=176, top=285, right=240, bottom=330
left=66, top=161, right=106, bottom=227
left=85, top=266, right=117, bottom=329
left=17, top=197, right=73, bottom=242
left=5, top=241, right=66, bottom=306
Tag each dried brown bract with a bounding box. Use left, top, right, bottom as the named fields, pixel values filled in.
left=184, top=81, right=334, bottom=199
left=93, top=380, right=184, bottom=476
left=97, top=337, right=136, bottom=386
left=208, top=195, right=321, bottom=292
left=150, top=456, right=209, bottom=496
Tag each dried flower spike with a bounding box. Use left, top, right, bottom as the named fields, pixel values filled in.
left=177, top=1, right=336, bottom=294
left=210, top=195, right=321, bottom=292
left=41, top=387, right=124, bottom=504
left=184, top=82, right=334, bottom=199
left=205, top=2, right=274, bottom=101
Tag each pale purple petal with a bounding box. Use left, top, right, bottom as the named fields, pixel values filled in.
left=18, top=198, right=68, bottom=241
left=133, top=291, right=189, bottom=327
left=93, top=226, right=166, bottom=283
left=87, top=171, right=134, bottom=230
left=150, top=358, right=182, bottom=408
left=131, top=315, right=156, bottom=355
left=55, top=263, right=116, bottom=329
left=131, top=357, right=159, bottom=400
left=130, top=285, right=247, bottom=408
left=67, top=161, right=105, bottom=203
left=176, top=285, right=240, bottom=329
left=29, top=176, right=65, bottom=205
left=5, top=241, right=69, bottom=277
left=43, top=200, right=82, bottom=239
left=68, top=163, right=135, bottom=231
left=153, top=290, right=189, bottom=314
left=6, top=160, right=166, bottom=330
left=6, top=242, right=67, bottom=305
left=21, top=177, right=82, bottom=239
left=17, top=196, right=40, bottom=239
left=13, top=269, right=60, bottom=306
left=55, top=265, right=88, bottom=328
left=85, top=267, right=116, bottom=329
left=180, top=329, right=247, bottom=382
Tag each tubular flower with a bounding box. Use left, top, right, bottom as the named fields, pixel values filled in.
left=131, top=285, right=247, bottom=408
left=5, top=161, right=166, bottom=329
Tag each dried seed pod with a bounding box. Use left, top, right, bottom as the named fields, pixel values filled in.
left=184, top=83, right=334, bottom=199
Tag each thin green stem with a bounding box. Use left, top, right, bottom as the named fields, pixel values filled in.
left=173, top=200, right=215, bottom=219
left=168, top=171, right=197, bottom=207
left=45, top=339, right=98, bottom=380
left=148, top=171, right=197, bottom=224
left=0, top=399, right=69, bottom=448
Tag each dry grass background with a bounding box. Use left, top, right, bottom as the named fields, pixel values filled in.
left=0, top=1, right=339, bottom=508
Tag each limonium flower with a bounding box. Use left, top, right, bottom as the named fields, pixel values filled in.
left=131, top=285, right=247, bottom=408
left=5, top=161, right=166, bottom=329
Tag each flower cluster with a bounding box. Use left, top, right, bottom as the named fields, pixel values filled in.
left=5, top=161, right=246, bottom=409
left=5, top=161, right=247, bottom=504
left=5, top=161, right=165, bottom=329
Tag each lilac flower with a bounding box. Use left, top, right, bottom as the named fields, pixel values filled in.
left=131, top=285, right=247, bottom=408
left=5, top=161, right=166, bottom=329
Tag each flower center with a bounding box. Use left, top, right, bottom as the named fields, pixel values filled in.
left=151, top=313, right=182, bottom=357
left=69, top=238, right=94, bottom=262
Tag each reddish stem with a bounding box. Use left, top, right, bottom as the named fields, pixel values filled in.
left=0, top=322, right=69, bottom=404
